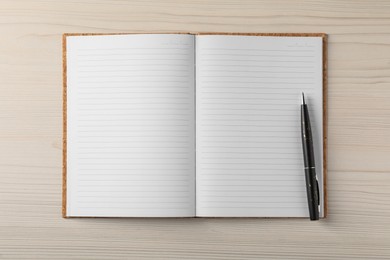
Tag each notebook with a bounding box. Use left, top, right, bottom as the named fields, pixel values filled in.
left=62, top=33, right=327, bottom=218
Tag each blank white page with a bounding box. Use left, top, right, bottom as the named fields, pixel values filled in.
left=66, top=34, right=195, bottom=217
left=195, top=35, right=323, bottom=217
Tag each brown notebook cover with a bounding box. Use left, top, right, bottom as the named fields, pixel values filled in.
left=62, top=32, right=327, bottom=218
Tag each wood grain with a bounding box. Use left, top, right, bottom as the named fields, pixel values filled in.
left=1, top=0, right=390, bottom=259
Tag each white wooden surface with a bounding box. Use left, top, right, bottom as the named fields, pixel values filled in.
left=1, top=0, right=390, bottom=259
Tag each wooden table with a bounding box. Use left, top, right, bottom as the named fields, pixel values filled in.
left=1, top=0, right=390, bottom=259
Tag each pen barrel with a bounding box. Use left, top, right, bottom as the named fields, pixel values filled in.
left=304, top=168, right=320, bottom=220
left=301, top=104, right=315, bottom=168
left=301, top=104, right=319, bottom=220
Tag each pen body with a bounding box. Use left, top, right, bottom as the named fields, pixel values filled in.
left=301, top=103, right=320, bottom=220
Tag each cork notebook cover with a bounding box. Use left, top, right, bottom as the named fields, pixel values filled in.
left=62, top=32, right=327, bottom=218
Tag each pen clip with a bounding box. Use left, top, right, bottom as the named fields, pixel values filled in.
left=316, top=178, right=320, bottom=209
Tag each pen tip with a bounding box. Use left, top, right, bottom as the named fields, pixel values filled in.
left=302, top=92, right=305, bottom=104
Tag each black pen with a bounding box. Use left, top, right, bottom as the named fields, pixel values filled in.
left=301, top=92, right=320, bottom=221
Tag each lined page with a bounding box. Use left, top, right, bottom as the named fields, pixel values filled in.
left=66, top=34, right=195, bottom=217
left=195, top=35, right=323, bottom=217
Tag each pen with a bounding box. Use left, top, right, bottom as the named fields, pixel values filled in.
left=301, top=92, right=320, bottom=221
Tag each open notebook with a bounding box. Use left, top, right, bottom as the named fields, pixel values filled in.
left=63, top=33, right=327, bottom=218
